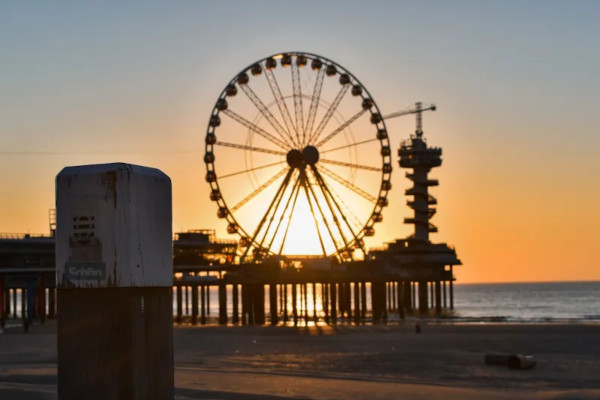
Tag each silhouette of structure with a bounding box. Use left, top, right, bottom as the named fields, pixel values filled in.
left=369, top=103, right=461, bottom=314
left=1, top=53, right=463, bottom=326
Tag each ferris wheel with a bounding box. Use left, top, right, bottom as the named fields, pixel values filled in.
left=204, top=52, right=392, bottom=262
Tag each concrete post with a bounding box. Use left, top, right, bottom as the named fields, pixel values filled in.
left=56, top=163, right=173, bottom=400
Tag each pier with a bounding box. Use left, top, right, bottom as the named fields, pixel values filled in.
left=0, top=233, right=456, bottom=328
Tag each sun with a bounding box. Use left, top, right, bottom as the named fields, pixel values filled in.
left=276, top=193, right=334, bottom=256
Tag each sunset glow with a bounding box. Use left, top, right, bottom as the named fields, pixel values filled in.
left=1, top=2, right=599, bottom=283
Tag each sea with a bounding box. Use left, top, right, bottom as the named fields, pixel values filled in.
left=452, top=281, right=600, bottom=324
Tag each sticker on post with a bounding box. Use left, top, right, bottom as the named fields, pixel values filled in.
left=64, top=261, right=106, bottom=281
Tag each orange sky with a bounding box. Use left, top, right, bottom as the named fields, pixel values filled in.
left=2, top=2, right=599, bottom=283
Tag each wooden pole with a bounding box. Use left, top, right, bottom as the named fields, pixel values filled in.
left=371, top=281, right=380, bottom=324
left=184, top=285, right=189, bottom=316
left=38, top=283, right=47, bottom=323
left=389, top=282, right=392, bottom=313
left=330, top=283, right=337, bottom=325
left=176, top=286, right=183, bottom=324
left=312, top=282, right=317, bottom=323
left=398, top=281, right=405, bottom=320
left=435, top=281, right=442, bottom=314
left=360, top=282, right=367, bottom=320
left=191, top=285, right=199, bottom=325
left=443, top=281, right=447, bottom=309
left=430, top=282, right=434, bottom=308
left=218, top=282, right=227, bottom=325
left=247, top=284, right=255, bottom=325
left=292, top=283, right=298, bottom=326
left=48, top=287, right=56, bottom=319
left=282, top=284, right=288, bottom=324
left=346, top=282, right=352, bottom=318
left=419, top=281, right=428, bottom=313
left=382, top=281, right=388, bottom=322
left=269, top=284, right=278, bottom=325
left=403, top=281, right=411, bottom=314
left=3, top=287, right=10, bottom=321
left=338, top=282, right=345, bottom=319
left=232, top=284, right=239, bottom=324
left=0, top=278, right=4, bottom=327
left=241, top=284, right=247, bottom=325
left=254, top=284, right=265, bottom=325
left=12, top=289, right=17, bottom=319
left=21, top=288, right=27, bottom=319
left=206, top=284, right=211, bottom=316
left=323, top=283, right=329, bottom=325
left=450, top=266, right=454, bottom=309
left=353, top=282, right=360, bottom=324
left=303, top=284, right=308, bottom=323
left=200, top=285, right=206, bottom=325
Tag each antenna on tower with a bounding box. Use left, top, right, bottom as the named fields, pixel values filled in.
left=382, top=102, right=436, bottom=138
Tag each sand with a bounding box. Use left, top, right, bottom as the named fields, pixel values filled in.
left=1, top=320, right=599, bottom=399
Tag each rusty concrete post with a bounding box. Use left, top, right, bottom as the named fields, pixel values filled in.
left=56, top=163, right=173, bottom=400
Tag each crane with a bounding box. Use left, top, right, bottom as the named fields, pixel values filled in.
left=382, top=102, right=436, bottom=138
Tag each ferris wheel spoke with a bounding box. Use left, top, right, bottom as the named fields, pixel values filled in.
left=305, top=172, right=348, bottom=258
left=264, top=70, right=299, bottom=147
left=308, top=84, right=350, bottom=145
left=304, top=67, right=325, bottom=147
left=291, top=63, right=305, bottom=144
left=319, top=158, right=381, bottom=172
left=320, top=138, right=378, bottom=155
left=222, top=109, right=289, bottom=150
left=277, top=176, right=302, bottom=255
left=240, top=167, right=295, bottom=261
left=230, top=167, right=289, bottom=212
left=307, top=169, right=352, bottom=252
left=239, top=83, right=296, bottom=147
left=314, top=109, right=367, bottom=148
left=219, top=160, right=285, bottom=180
left=300, top=171, right=328, bottom=257
left=318, top=165, right=376, bottom=203
left=256, top=170, right=301, bottom=252
left=310, top=165, right=366, bottom=254
left=267, top=173, right=301, bottom=251
left=215, top=141, right=286, bottom=156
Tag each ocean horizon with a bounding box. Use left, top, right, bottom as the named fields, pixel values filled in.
left=452, top=281, right=600, bottom=324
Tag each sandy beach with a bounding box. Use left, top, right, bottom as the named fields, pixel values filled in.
left=1, top=321, right=599, bottom=399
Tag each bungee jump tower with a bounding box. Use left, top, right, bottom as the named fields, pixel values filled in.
left=370, top=102, right=461, bottom=314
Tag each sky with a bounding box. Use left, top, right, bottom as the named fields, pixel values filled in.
left=2, top=1, right=599, bottom=283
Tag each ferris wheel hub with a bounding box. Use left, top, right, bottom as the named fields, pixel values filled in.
left=302, top=146, right=319, bottom=166
left=286, top=146, right=320, bottom=169
left=286, top=149, right=303, bottom=169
